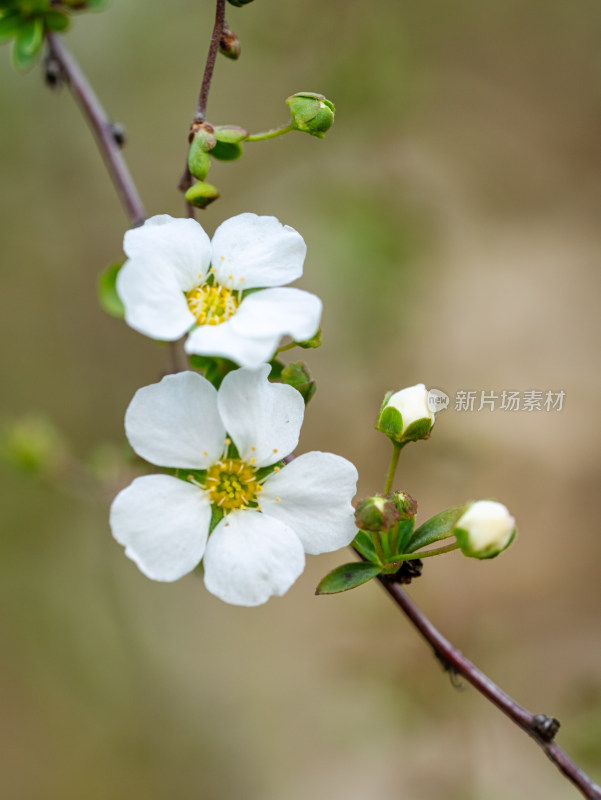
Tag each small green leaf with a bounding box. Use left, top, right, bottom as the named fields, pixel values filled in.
left=316, top=562, right=381, bottom=595
left=0, top=11, right=23, bottom=44
left=12, top=16, right=43, bottom=70
left=394, top=518, right=415, bottom=554
left=211, top=140, right=243, bottom=161
left=406, top=504, right=469, bottom=554
left=351, top=530, right=379, bottom=563
left=97, top=261, right=125, bottom=318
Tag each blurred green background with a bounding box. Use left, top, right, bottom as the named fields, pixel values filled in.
left=2, top=1, right=601, bottom=797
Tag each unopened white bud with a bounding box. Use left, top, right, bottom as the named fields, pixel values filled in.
left=376, top=383, right=436, bottom=444
left=454, top=500, right=516, bottom=559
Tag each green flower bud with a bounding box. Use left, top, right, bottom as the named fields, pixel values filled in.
left=375, top=383, right=436, bottom=445
left=280, top=361, right=316, bottom=404
left=355, top=495, right=399, bottom=533
left=226, top=0, right=255, bottom=6
left=219, top=22, right=241, bottom=60
left=185, top=181, right=220, bottom=209
left=386, top=491, right=418, bottom=520
left=1, top=416, right=65, bottom=475
left=286, top=92, right=335, bottom=138
left=454, top=500, right=516, bottom=559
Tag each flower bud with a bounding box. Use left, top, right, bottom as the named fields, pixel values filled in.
left=280, top=361, right=316, bottom=404
left=375, top=384, right=436, bottom=445
left=185, top=181, right=220, bottom=209
left=286, top=92, right=335, bottom=138
left=386, top=491, right=418, bottom=520
left=219, top=23, right=241, bottom=60
left=355, top=495, right=399, bottom=533
left=454, top=500, right=516, bottom=559
left=226, top=0, right=255, bottom=6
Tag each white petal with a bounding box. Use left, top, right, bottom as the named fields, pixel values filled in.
left=123, top=216, right=212, bottom=290
left=117, top=257, right=196, bottom=341
left=260, top=452, right=358, bottom=555
left=125, top=371, right=225, bottom=468
left=110, top=474, right=211, bottom=582
left=184, top=320, right=280, bottom=368
left=231, top=288, right=322, bottom=343
left=211, top=213, right=306, bottom=290
left=203, top=510, right=305, bottom=606
left=218, top=365, right=304, bottom=467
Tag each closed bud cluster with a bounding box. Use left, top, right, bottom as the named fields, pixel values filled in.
left=376, top=383, right=436, bottom=445
left=355, top=495, right=399, bottom=533
left=280, top=361, right=316, bottom=405
left=188, top=123, right=217, bottom=181
left=286, top=92, right=335, bottom=138
left=386, top=490, right=418, bottom=520
left=219, top=23, right=241, bottom=60
left=454, top=500, right=516, bottom=559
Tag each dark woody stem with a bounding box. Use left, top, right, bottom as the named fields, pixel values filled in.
left=377, top=577, right=601, bottom=799
left=195, top=0, right=226, bottom=123
left=46, top=33, right=146, bottom=227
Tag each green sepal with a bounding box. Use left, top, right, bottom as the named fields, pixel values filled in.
left=174, top=467, right=207, bottom=485
left=405, top=504, right=469, bottom=554
left=188, top=141, right=211, bottom=181
left=0, top=11, right=22, bottom=43
left=376, top=405, right=404, bottom=442
left=316, top=562, right=382, bottom=595
left=352, top=530, right=379, bottom=564
left=211, top=140, right=243, bottom=161
left=295, top=328, right=321, bottom=349
left=97, top=260, right=125, bottom=318
left=214, top=125, right=248, bottom=144
left=455, top=525, right=517, bottom=560
left=208, top=504, right=224, bottom=535
left=44, top=10, right=70, bottom=32
left=254, top=460, right=284, bottom=482
left=12, top=15, right=43, bottom=70
left=402, top=417, right=433, bottom=441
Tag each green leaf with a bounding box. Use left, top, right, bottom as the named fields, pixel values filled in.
left=97, top=261, right=125, bottom=318
left=351, top=530, right=379, bottom=563
left=406, top=504, right=469, bottom=554
left=394, top=518, right=415, bottom=554
left=44, top=10, right=70, bottom=32
left=12, top=16, right=43, bottom=70
left=0, top=11, right=23, bottom=44
left=316, top=562, right=381, bottom=595
left=211, top=140, right=243, bottom=161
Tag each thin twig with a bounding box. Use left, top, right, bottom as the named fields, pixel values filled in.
left=195, top=0, right=226, bottom=123
left=46, top=33, right=146, bottom=227
left=378, top=578, right=601, bottom=799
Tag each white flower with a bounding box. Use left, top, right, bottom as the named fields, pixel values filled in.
left=376, top=383, right=436, bottom=443
left=117, top=213, right=322, bottom=368
left=454, top=500, right=516, bottom=559
left=109, top=366, right=358, bottom=606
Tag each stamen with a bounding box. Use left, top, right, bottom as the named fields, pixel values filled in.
left=186, top=284, right=239, bottom=326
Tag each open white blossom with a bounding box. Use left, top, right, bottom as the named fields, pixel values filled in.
left=109, top=366, right=358, bottom=606
left=117, top=213, right=322, bottom=368
left=454, top=500, right=516, bottom=559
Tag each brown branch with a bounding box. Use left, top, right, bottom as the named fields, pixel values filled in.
left=46, top=32, right=146, bottom=227
left=378, top=577, right=601, bottom=799
left=195, top=0, right=226, bottom=123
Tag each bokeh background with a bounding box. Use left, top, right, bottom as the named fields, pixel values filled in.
left=2, top=1, right=601, bottom=798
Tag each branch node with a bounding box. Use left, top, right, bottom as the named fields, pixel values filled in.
left=532, top=713, right=561, bottom=742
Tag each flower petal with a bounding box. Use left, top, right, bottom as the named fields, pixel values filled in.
left=210, top=213, right=306, bottom=290
left=110, top=474, right=211, bottom=582
left=123, top=215, right=212, bottom=290
left=203, top=510, right=305, bottom=606
left=260, top=451, right=358, bottom=554
left=218, top=365, right=304, bottom=467
left=117, top=256, right=196, bottom=341
left=184, top=320, right=280, bottom=368
left=231, top=288, right=322, bottom=343
left=125, top=371, right=225, bottom=468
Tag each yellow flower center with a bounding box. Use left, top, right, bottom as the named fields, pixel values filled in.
left=205, top=459, right=258, bottom=511
left=186, top=284, right=239, bottom=326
